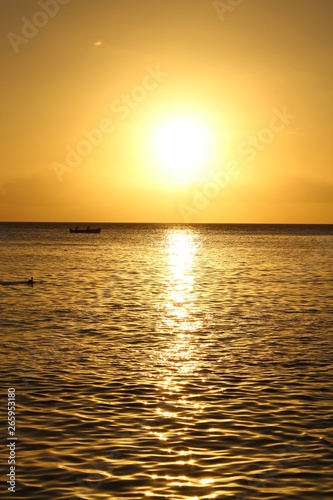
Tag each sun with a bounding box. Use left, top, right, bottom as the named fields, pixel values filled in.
left=152, top=115, right=211, bottom=183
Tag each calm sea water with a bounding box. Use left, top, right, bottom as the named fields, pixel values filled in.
left=0, top=223, right=333, bottom=500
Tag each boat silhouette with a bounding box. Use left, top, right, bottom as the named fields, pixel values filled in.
left=70, top=226, right=101, bottom=234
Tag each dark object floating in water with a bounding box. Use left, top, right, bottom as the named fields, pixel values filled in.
left=1, top=277, right=35, bottom=286
left=70, top=226, right=101, bottom=233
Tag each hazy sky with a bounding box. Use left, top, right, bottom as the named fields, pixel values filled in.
left=1, top=0, right=332, bottom=222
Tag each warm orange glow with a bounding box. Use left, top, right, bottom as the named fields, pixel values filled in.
left=1, top=3, right=332, bottom=222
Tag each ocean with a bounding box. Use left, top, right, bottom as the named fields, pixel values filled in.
left=0, top=223, right=333, bottom=499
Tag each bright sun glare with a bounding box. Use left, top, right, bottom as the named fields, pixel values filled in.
left=152, top=116, right=211, bottom=183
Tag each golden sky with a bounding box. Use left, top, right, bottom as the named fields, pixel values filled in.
left=1, top=0, right=332, bottom=222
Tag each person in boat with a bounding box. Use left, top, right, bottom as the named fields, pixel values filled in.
left=87, top=226, right=90, bottom=230
left=75, top=226, right=79, bottom=231
left=27, top=277, right=33, bottom=286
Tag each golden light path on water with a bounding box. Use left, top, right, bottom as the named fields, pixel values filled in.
left=2, top=224, right=333, bottom=499
left=146, top=230, right=216, bottom=498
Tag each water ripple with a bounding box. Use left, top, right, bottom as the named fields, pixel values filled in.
left=1, top=224, right=333, bottom=499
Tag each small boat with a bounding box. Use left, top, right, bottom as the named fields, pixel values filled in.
left=70, top=227, right=101, bottom=234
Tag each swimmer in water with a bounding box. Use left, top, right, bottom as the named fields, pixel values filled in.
left=27, top=277, right=34, bottom=286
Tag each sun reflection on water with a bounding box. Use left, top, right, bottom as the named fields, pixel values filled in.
left=157, top=229, right=202, bottom=380
left=148, top=229, right=217, bottom=498
left=163, top=230, right=200, bottom=331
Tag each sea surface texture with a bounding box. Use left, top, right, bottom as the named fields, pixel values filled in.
left=0, top=223, right=333, bottom=500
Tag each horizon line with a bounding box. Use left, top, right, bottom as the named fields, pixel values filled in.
left=0, top=221, right=332, bottom=225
